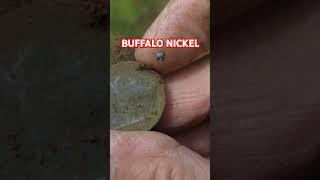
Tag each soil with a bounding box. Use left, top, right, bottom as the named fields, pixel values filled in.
left=0, top=0, right=108, bottom=179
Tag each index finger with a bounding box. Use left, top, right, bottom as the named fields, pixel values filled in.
left=135, top=0, right=210, bottom=74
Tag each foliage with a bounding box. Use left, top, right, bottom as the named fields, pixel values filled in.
left=110, top=0, right=167, bottom=41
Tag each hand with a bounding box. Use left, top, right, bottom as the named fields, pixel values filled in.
left=111, top=0, right=210, bottom=179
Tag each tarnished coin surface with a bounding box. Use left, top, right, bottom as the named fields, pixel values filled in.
left=110, top=61, right=165, bottom=131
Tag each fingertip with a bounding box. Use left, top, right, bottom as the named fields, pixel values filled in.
left=134, top=47, right=154, bottom=66
left=135, top=47, right=174, bottom=74
left=135, top=47, right=206, bottom=74
left=134, top=0, right=210, bottom=74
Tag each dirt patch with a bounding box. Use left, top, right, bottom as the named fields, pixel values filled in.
left=81, top=0, right=108, bottom=30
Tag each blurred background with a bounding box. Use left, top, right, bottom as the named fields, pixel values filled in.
left=0, top=1, right=108, bottom=179
left=110, top=0, right=168, bottom=64
left=110, top=0, right=167, bottom=41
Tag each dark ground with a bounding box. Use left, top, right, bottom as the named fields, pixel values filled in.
left=0, top=1, right=108, bottom=179
left=213, top=0, right=320, bottom=179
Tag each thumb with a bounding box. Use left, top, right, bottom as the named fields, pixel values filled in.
left=110, top=130, right=210, bottom=180
left=135, top=0, right=210, bottom=74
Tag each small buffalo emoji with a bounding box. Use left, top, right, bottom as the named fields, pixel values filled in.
left=155, top=51, right=165, bottom=61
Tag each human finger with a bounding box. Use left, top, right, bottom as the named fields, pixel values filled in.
left=110, top=130, right=210, bottom=180
left=135, top=0, right=210, bottom=74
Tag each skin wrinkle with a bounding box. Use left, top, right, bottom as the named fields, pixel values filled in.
left=161, top=144, right=193, bottom=180
left=152, top=156, right=178, bottom=180
left=110, top=133, right=170, bottom=179
left=174, top=145, right=193, bottom=180
left=146, top=141, right=187, bottom=180
left=111, top=131, right=138, bottom=153
left=166, top=99, right=209, bottom=122
left=166, top=88, right=208, bottom=100
left=175, top=145, right=208, bottom=180
left=167, top=98, right=207, bottom=109
left=140, top=132, right=177, bottom=154
left=159, top=59, right=210, bottom=128
left=167, top=92, right=208, bottom=104
left=111, top=131, right=178, bottom=157
left=175, top=122, right=210, bottom=157
left=111, top=130, right=210, bottom=180
left=168, top=101, right=209, bottom=117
